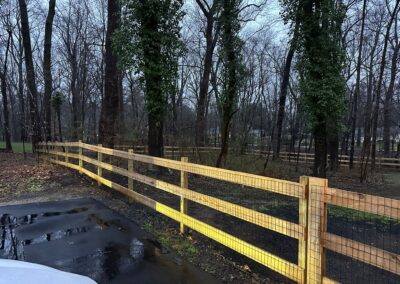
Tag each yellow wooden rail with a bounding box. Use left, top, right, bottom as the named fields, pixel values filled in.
left=325, top=187, right=400, bottom=220
left=37, top=142, right=400, bottom=284
left=40, top=154, right=304, bottom=283
left=323, top=233, right=400, bottom=276
left=39, top=149, right=304, bottom=240
left=79, top=143, right=305, bottom=199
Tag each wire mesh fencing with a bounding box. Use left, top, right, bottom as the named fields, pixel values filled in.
left=36, top=142, right=400, bottom=283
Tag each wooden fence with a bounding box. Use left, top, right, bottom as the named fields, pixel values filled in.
left=255, top=150, right=400, bottom=169
left=37, top=141, right=400, bottom=284
left=114, top=145, right=400, bottom=170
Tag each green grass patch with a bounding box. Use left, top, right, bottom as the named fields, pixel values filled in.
left=252, top=200, right=400, bottom=228
left=0, top=141, right=32, bottom=153
left=328, top=205, right=398, bottom=226
left=158, top=231, right=198, bottom=259
left=142, top=220, right=154, bottom=232
left=140, top=218, right=198, bottom=258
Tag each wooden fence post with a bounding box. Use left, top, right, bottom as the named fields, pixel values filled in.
left=305, top=176, right=328, bottom=284
left=128, top=149, right=134, bottom=190
left=78, top=140, right=83, bottom=174
left=180, top=156, right=189, bottom=234
left=299, top=176, right=309, bottom=284
left=97, top=144, right=102, bottom=186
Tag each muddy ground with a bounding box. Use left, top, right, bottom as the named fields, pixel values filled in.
left=0, top=152, right=399, bottom=283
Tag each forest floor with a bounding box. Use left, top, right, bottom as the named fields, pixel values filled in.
left=0, top=152, right=399, bottom=283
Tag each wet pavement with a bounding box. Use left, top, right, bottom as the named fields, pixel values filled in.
left=0, top=198, right=219, bottom=284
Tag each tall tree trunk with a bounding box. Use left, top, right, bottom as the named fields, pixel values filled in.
left=216, top=113, right=230, bottom=167
left=143, top=6, right=164, bottom=158
left=43, top=0, right=56, bottom=141
left=273, top=18, right=299, bottom=160
left=383, top=41, right=399, bottom=156
left=195, top=1, right=218, bottom=147
left=98, top=0, right=121, bottom=148
left=0, top=30, right=12, bottom=151
left=314, top=122, right=327, bottom=177
left=16, top=36, right=26, bottom=154
left=215, top=0, right=241, bottom=168
left=360, top=23, right=381, bottom=182
left=0, top=75, right=11, bottom=151
left=349, top=0, right=366, bottom=168
left=328, top=126, right=339, bottom=171
left=371, top=1, right=399, bottom=169
left=57, top=108, right=62, bottom=142
left=273, top=42, right=295, bottom=160
left=18, top=0, right=41, bottom=151
left=148, top=113, right=164, bottom=157
left=356, top=124, right=361, bottom=147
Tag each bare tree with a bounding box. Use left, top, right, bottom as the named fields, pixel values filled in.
left=0, top=27, right=12, bottom=151
left=383, top=14, right=400, bottom=156
left=43, top=0, right=56, bottom=141
left=349, top=0, right=367, bottom=168
left=18, top=0, right=41, bottom=151
left=371, top=0, right=400, bottom=169
left=195, top=0, right=220, bottom=147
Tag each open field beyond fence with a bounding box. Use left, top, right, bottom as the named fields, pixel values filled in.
left=37, top=141, right=400, bottom=284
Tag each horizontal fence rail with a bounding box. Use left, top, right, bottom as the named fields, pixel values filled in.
left=37, top=141, right=400, bottom=283
left=248, top=150, right=400, bottom=170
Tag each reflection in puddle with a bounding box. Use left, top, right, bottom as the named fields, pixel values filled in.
left=0, top=214, right=23, bottom=260
left=0, top=208, right=89, bottom=260
left=130, top=238, right=144, bottom=260
left=22, top=226, right=90, bottom=246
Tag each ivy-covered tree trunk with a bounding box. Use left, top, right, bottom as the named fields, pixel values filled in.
left=328, top=125, right=339, bottom=172
left=148, top=114, right=164, bottom=157
left=142, top=5, right=165, bottom=157
left=215, top=0, right=242, bottom=168
left=314, top=121, right=327, bottom=177
left=287, top=0, right=345, bottom=178
left=144, top=25, right=164, bottom=157
left=114, top=0, right=183, bottom=157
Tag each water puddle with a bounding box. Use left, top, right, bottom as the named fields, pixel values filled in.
left=0, top=199, right=219, bottom=283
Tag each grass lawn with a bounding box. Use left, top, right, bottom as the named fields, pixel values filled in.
left=0, top=141, right=32, bottom=153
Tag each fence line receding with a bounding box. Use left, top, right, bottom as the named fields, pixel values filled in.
left=37, top=141, right=400, bottom=284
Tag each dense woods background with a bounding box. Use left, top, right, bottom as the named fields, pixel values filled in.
left=0, top=0, right=399, bottom=179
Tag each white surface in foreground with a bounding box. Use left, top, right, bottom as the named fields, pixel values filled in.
left=0, top=259, right=97, bottom=284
